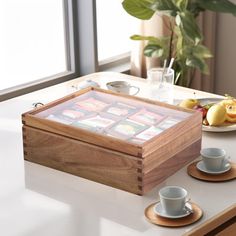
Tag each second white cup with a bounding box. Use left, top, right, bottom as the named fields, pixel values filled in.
left=159, top=186, right=188, bottom=216
left=200, top=148, right=229, bottom=171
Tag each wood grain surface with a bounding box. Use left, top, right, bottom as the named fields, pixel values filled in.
left=145, top=202, right=203, bottom=227
left=187, top=161, right=236, bottom=182
left=141, top=139, right=201, bottom=194
left=184, top=204, right=236, bottom=236
left=22, top=114, right=143, bottom=157
left=142, top=125, right=201, bottom=174
left=142, top=114, right=202, bottom=157
left=23, top=126, right=142, bottom=194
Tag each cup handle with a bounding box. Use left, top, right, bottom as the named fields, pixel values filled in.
left=185, top=198, right=191, bottom=204
left=130, top=86, right=140, bottom=95
left=184, top=198, right=194, bottom=214
left=224, top=156, right=231, bottom=168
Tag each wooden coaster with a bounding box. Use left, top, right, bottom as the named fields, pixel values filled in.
left=187, top=161, right=236, bottom=182
left=144, top=202, right=203, bottom=227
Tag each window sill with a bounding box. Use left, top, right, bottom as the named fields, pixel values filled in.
left=98, top=52, right=131, bottom=74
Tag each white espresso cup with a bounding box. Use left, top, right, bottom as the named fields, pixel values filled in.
left=106, top=81, right=140, bottom=95
left=159, top=186, right=188, bottom=216
left=200, top=148, right=229, bottom=171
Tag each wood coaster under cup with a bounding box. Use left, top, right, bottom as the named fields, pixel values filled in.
left=187, top=161, right=236, bottom=182
left=144, top=202, right=203, bottom=227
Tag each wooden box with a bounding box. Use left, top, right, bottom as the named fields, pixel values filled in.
left=22, top=87, right=202, bottom=195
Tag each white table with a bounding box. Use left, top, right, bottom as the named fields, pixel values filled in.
left=1, top=72, right=235, bottom=236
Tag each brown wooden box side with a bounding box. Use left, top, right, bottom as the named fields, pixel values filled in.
left=23, top=125, right=142, bottom=195
left=142, top=123, right=202, bottom=174
left=142, top=111, right=202, bottom=156
left=22, top=114, right=142, bottom=157
left=140, top=138, right=201, bottom=194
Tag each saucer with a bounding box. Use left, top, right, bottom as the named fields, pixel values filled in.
left=153, top=202, right=193, bottom=219
left=196, top=160, right=231, bottom=175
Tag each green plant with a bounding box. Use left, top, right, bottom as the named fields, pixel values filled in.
left=122, top=0, right=236, bottom=87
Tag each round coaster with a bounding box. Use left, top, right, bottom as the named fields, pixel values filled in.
left=144, top=202, right=203, bottom=227
left=187, top=161, right=236, bottom=182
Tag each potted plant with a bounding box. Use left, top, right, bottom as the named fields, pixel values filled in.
left=122, top=0, right=236, bottom=87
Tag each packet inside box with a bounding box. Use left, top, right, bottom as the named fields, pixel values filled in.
left=35, top=90, right=192, bottom=144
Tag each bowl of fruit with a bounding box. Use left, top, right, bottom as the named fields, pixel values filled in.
left=178, top=95, right=236, bottom=132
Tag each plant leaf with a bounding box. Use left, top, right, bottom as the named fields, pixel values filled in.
left=130, top=35, right=159, bottom=41
left=122, top=0, right=155, bottom=20
left=176, top=11, right=202, bottom=44
left=187, top=1, right=205, bottom=17
left=174, top=0, right=188, bottom=11
left=186, top=56, right=209, bottom=74
left=184, top=44, right=213, bottom=58
left=198, top=0, right=236, bottom=16
left=144, top=44, right=164, bottom=57
left=174, top=26, right=183, bottom=55
left=131, top=34, right=169, bottom=44
left=150, top=0, right=178, bottom=16
left=192, top=45, right=213, bottom=58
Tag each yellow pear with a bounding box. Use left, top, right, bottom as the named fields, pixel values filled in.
left=179, top=99, right=199, bottom=109
left=206, top=104, right=226, bottom=126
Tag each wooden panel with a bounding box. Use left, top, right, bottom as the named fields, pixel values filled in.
left=141, top=139, right=201, bottom=194
left=142, top=112, right=202, bottom=156
left=23, top=126, right=142, bottom=195
left=184, top=204, right=236, bottom=236
left=216, top=222, right=236, bottom=236
left=22, top=114, right=142, bottom=157
left=142, top=124, right=202, bottom=174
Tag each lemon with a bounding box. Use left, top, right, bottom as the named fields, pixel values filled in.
left=206, top=104, right=226, bottom=126
left=226, top=105, right=236, bottom=118
left=219, top=99, right=236, bottom=107
left=226, top=114, right=236, bottom=123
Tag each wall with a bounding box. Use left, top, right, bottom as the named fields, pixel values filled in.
left=215, top=2, right=236, bottom=97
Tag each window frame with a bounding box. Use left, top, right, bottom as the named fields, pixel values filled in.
left=95, top=0, right=131, bottom=73
left=0, top=0, right=99, bottom=101
left=0, top=0, right=130, bottom=101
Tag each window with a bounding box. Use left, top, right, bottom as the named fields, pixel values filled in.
left=0, top=0, right=79, bottom=101
left=96, top=0, right=138, bottom=70
left=1, top=0, right=66, bottom=89
left=0, top=0, right=134, bottom=101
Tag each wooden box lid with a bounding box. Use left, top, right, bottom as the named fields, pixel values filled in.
left=22, top=87, right=202, bottom=157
